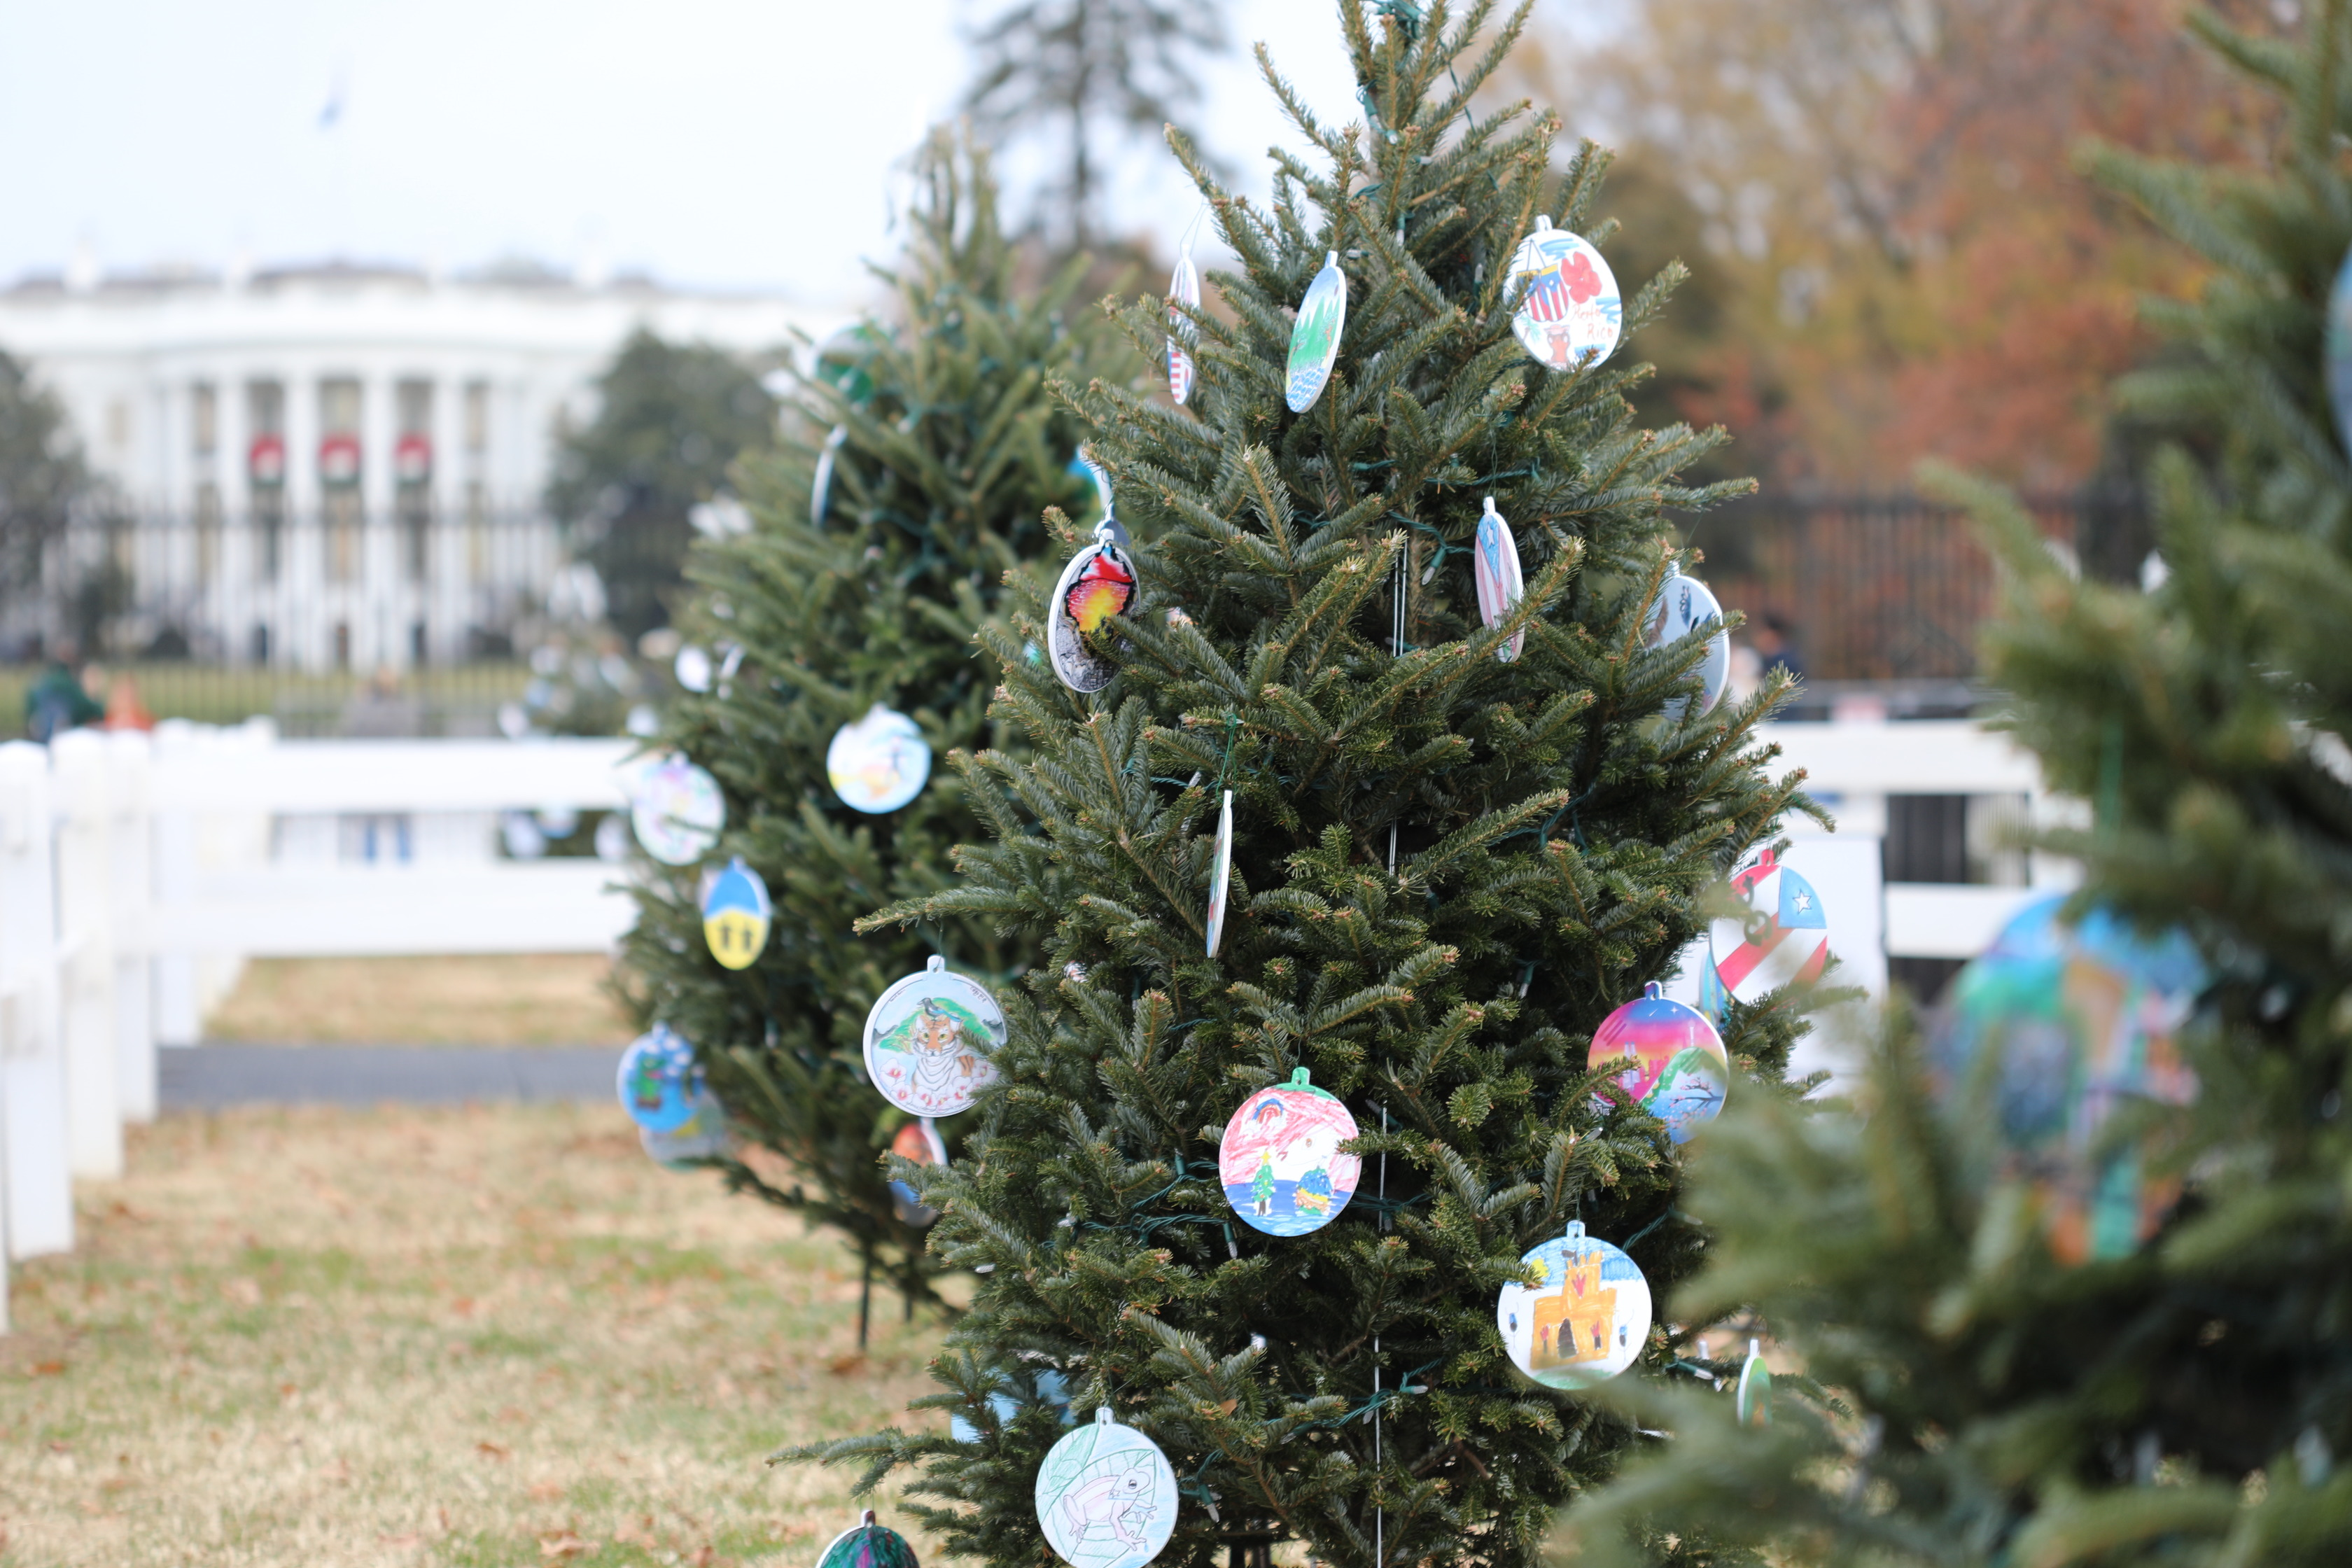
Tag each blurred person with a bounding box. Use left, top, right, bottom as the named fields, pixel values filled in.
left=1751, top=611, right=1805, bottom=684
left=101, top=671, right=156, bottom=731
left=24, top=650, right=101, bottom=742
left=342, top=665, right=422, bottom=738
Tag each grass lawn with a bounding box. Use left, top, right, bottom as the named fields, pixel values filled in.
left=204, top=956, right=634, bottom=1046
left=0, top=1102, right=951, bottom=1567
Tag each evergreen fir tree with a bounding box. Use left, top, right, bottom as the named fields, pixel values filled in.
left=615, top=132, right=1120, bottom=1338
left=790, top=5, right=1814, bottom=1564
left=1564, top=8, right=2352, bottom=1566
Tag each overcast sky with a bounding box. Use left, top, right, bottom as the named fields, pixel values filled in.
left=0, top=1, right=1609, bottom=307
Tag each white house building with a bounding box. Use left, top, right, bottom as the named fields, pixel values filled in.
left=0, top=260, right=831, bottom=671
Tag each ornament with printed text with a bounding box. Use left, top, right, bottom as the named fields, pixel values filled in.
left=862, top=956, right=1007, bottom=1118
left=616, top=1023, right=701, bottom=1134
left=1592, top=981, right=1730, bottom=1144
left=1220, top=1068, right=1360, bottom=1237
left=828, top=704, right=931, bottom=814
left=1471, top=496, right=1527, bottom=662
left=1284, top=251, right=1348, bottom=414
left=700, top=855, right=772, bottom=969
left=1644, top=561, right=1730, bottom=721
left=1496, top=1222, right=1651, bottom=1390
left=1047, top=525, right=1140, bottom=694
left=629, top=755, right=724, bottom=865
left=888, top=1118, right=948, bottom=1226
left=1167, top=248, right=1201, bottom=405
left=1205, top=788, right=1234, bottom=958
left=1035, top=1407, right=1179, bottom=1568
left=1709, top=850, right=1831, bottom=1004
left=1506, top=215, right=1622, bottom=372
left=815, top=1511, right=919, bottom=1568
left=1735, top=1339, right=1774, bottom=1427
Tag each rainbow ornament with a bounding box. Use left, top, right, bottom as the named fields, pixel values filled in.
left=700, top=855, right=772, bottom=970
left=1591, top=981, right=1730, bottom=1144
left=815, top=1512, right=919, bottom=1568
left=1219, top=1067, right=1361, bottom=1237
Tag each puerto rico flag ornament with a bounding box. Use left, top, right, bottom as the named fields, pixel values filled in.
left=1708, top=851, right=1830, bottom=1005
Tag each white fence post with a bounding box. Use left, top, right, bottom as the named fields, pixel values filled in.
left=151, top=721, right=200, bottom=1046
left=0, top=741, right=73, bottom=1262
left=108, top=730, right=156, bottom=1121
left=52, top=730, right=123, bottom=1181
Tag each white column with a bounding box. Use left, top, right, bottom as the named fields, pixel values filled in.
left=52, top=729, right=123, bottom=1180
left=0, top=741, right=74, bottom=1262
left=106, top=730, right=156, bottom=1121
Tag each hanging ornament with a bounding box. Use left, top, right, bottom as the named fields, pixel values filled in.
left=862, top=955, right=1008, bottom=1118
left=675, top=644, right=714, bottom=693
left=1505, top=215, right=1623, bottom=372
left=1471, top=496, right=1527, bottom=662
left=1167, top=248, right=1201, bottom=406
left=629, top=755, right=725, bottom=865
left=1070, top=447, right=1135, bottom=551
left=2329, top=244, right=2352, bottom=456
left=616, top=1023, right=701, bottom=1134
left=1644, top=561, right=1730, bottom=721
left=640, top=1090, right=730, bottom=1168
left=1735, top=1339, right=1774, bottom=1428
left=1928, top=895, right=2204, bottom=1266
left=816, top=1511, right=920, bottom=1568
left=1034, top=1407, right=1180, bottom=1568
left=828, top=704, right=932, bottom=814
left=1205, top=788, right=1234, bottom=958
left=1047, top=524, right=1140, bottom=694
left=1495, top=1221, right=1653, bottom=1390
left=1709, top=850, right=1831, bottom=1004
left=811, top=424, right=849, bottom=523
left=888, top=1118, right=948, bottom=1226
left=1284, top=251, right=1348, bottom=414
left=1591, top=981, right=1730, bottom=1145
left=1219, top=1068, right=1361, bottom=1237
left=700, top=855, right=772, bottom=969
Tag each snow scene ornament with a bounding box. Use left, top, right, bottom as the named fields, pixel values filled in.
left=862, top=955, right=1007, bottom=1118
left=1735, top=1339, right=1774, bottom=1428
left=1205, top=788, right=1234, bottom=958
left=815, top=1511, right=919, bottom=1568
left=1034, top=1407, right=1179, bottom=1568
left=1644, top=561, right=1730, bottom=722
left=2328, top=244, right=2352, bottom=456
left=1591, top=981, right=1730, bottom=1144
left=1219, top=1068, right=1362, bottom=1237
left=1471, top=496, right=1527, bottom=662
left=812, top=424, right=849, bottom=523
left=1928, top=895, right=2204, bottom=1266
left=887, top=1117, right=947, bottom=1226
left=640, top=1090, right=729, bottom=1168
left=629, top=755, right=725, bottom=865
left=700, top=855, right=772, bottom=970
left=1047, top=525, right=1140, bottom=694
left=1709, top=850, right=1831, bottom=1005
left=1506, top=215, right=1623, bottom=372
left=616, top=1023, right=701, bottom=1134
left=828, top=704, right=932, bottom=815
left=1495, top=1221, right=1653, bottom=1390
left=1166, top=246, right=1200, bottom=406
left=1284, top=251, right=1348, bottom=414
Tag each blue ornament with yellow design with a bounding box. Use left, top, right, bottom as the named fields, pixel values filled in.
left=701, top=855, right=772, bottom=969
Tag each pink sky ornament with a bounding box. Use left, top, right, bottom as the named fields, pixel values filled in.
left=1219, top=1068, right=1362, bottom=1238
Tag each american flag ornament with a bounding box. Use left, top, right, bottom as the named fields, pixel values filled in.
left=1708, top=850, right=1831, bottom=1004
left=1506, top=216, right=1622, bottom=372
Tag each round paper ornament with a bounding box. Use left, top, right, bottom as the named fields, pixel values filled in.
left=1735, top=1338, right=1774, bottom=1428
left=641, top=1090, right=730, bottom=1168
left=812, top=424, right=849, bottom=524
left=1495, top=1221, right=1652, bottom=1390
left=828, top=704, right=932, bottom=815
left=1471, top=496, right=1526, bottom=662
left=1219, top=1067, right=1361, bottom=1236
left=815, top=1511, right=919, bottom=1568
left=1285, top=251, right=1348, bottom=414
left=1644, top=562, right=1730, bottom=722
left=1592, top=981, right=1730, bottom=1144
left=1047, top=526, right=1140, bottom=694
left=701, top=855, right=772, bottom=969
left=1034, top=1407, right=1179, bottom=1568
left=862, top=955, right=1007, bottom=1118
left=1928, top=895, right=2203, bottom=1266
left=2328, top=244, right=2352, bottom=456
left=1205, top=788, right=1234, bottom=958
left=1167, top=248, right=1200, bottom=406
left=676, top=644, right=714, bottom=693
left=1506, top=215, right=1623, bottom=372
left=1709, top=850, right=1830, bottom=1005
left=617, top=1023, right=701, bottom=1134
left=630, top=755, right=725, bottom=865
left=888, top=1117, right=948, bottom=1226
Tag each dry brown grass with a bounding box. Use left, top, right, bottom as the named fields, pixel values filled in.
left=204, top=956, right=634, bottom=1046
left=0, top=1102, right=953, bottom=1567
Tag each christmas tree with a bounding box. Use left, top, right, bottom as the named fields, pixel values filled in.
left=790, top=5, right=1815, bottom=1564
left=1564, top=7, right=2352, bottom=1566
left=615, top=131, right=1121, bottom=1338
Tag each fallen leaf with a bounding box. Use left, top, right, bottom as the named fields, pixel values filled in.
left=378, top=1533, right=421, bottom=1548
left=827, top=1354, right=867, bottom=1378
left=31, top=1362, right=65, bottom=1376
left=475, top=1441, right=512, bottom=1460
left=528, top=1481, right=564, bottom=1502
left=538, top=1529, right=592, bottom=1560
left=223, top=1278, right=263, bottom=1308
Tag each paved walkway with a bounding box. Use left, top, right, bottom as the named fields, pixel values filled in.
left=161, top=1044, right=619, bottom=1110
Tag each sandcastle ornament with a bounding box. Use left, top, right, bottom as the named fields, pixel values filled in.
left=1644, top=560, right=1730, bottom=722
left=1472, top=496, right=1527, bottom=662
left=616, top=1024, right=701, bottom=1134
left=861, top=956, right=1007, bottom=1118
left=1506, top=215, right=1623, bottom=372
left=1034, top=1407, right=1179, bottom=1568
left=828, top=704, right=932, bottom=815
left=1285, top=251, right=1348, bottom=413
left=629, top=755, right=725, bottom=864
left=814, top=1510, right=920, bottom=1568
left=1220, top=1068, right=1362, bottom=1237
left=700, top=855, right=773, bottom=969
left=1591, top=982, right=1730, bottom=1144
left=1495, top=1221, right=1653, bottom=1390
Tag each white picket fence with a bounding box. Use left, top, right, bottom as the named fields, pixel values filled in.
left=0, top=713, right=2074, bottom=1328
